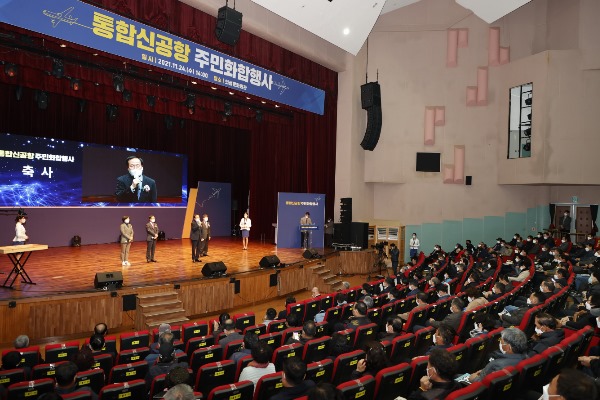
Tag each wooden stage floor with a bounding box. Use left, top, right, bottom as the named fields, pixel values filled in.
left=0, top=238, right=329, bottom=301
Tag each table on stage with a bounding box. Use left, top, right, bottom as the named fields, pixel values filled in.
left=0, top=244, right=48, bottom=289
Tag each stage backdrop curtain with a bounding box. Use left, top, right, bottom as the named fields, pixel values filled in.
left=0, top=0, right=337, bottom=240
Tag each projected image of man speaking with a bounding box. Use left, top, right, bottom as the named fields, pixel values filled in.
left=115, top=156, right=157, bottom=203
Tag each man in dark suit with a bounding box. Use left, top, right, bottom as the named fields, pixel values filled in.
left=426, top=298, right=464, bottom=332
left=146, top=215, right=159, bottom=263
left=190, top=214, right=202, bottom=262
left=115, top=156, right=157, bottom=202
left=199, top=213, right=211, bottom=256
left=559, top=210, right=572, bottom=239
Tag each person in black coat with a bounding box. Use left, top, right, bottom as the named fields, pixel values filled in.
left=406, top=348, right=461, bottom=400
left=527, top=312, right=564, bottom=356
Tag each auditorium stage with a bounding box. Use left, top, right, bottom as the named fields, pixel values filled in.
left=0, top=237, right=332, bottom=301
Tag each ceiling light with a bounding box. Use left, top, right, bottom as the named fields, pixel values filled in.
left=113, top=74, right=124, bottom=92
left=4, top=63, right=17, bottom=77
left=246, top=96, right=251, bottom=100
left=343, top=28, right=350, bottom=35
left=70, top=78, right=80, bottom=91
left=275, top=104, right=280, bottom=108
left=51, top=59, right=64, bottom=78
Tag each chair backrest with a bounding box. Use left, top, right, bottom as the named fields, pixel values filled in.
left=518, top=305, right=543, bottom=337
left=541, top=346, right=566, bottom=386
left=464, top=335, right=490, bottom=374
left=304, top=298, right=322, bottom=322
left=149, top=373, right=167, bottom=399
left=233, top=312, right=256, bottom=331
left=6, top=377, right=54, bottom=399
left=367, top=308, right=382, bottom=327
left=302, top=336, right=331, bottom=363
left=287, top=302, right=306, bottom=325
left=455, top=310, right=479, bottom=343
left=336, top=375, right=376, bottom=400
left=83, top=335, right=118, bottom=356
left=152, top=326, right=181, bottom=342
left=390, top=333, right=415, bottom=364
left=272, top=343, right=303, bottom=371
left=0, top=368, right=26, bottom=389
left=108, top=360, right=149, bottom=384
left=190, top=345, right=223, bottom=374
left=116, top=346, right=150, bottom=365
left=412, top=327, right=435, bottom=357
left=353, top=323, right=379, bottom=349
left=324, top=306, right=344, bottom=323
left=374, top=362, right=411, bottom=400
left=99, top=379, right=146, bottom=400
left=75, top=368, right=106, bottom=394
left=32, top=361, right=67, bottom=379
left=407, top=356, right=429, bottom=394
left=194, top=360, right=236, bottom=395
left=253, top=371, right=283, bottom=400
left=314, top=321, right=328, bottom=338
left=515, top=354, right=547, bottom=393
left=395, top=297, right=417, bottom=316
left=186, top=335, right=216, bottom=358
left=305, top=359, right=334, bottom=385
left=320, top=295, right=334, bottom=312
left=223, top=339, right=244, bottom=360
left=282, top=327, right=303, bottom=345
left=92, top=353, right=113, bottom=382
left=429, top=297, right=454, bottom=321
left=446, top=343, right=468, bottom=372
left=2, top=346, right=42, bottom=369
left=61, top=391, right=94, bottom=400
left=207, top=380, right=255, bottom=400
left=266, top=320, right=287, bottom=333
left=332, top=350, right=365, bottom=385
left=445, top=381, right=487, bottom=400
left=119, top=330, right=150, bottom=351
left=481, top=367, right=518, bottom=400
left=44, top=341, right=80, bottom=363
left=234, top=355, right=253, bottom=381
left=259, top=332, right=284, bottom=353
left=402, top=305, right=432, bottom=332
left=243, top=324, right=266, bottom=336
left=182, top=321, right=209, bottom=343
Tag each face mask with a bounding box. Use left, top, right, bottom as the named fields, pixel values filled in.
left=527, top=238, right=532, bottom=242
left=468, top=297, right=474, bottom=303
left=597, top=318, right=600, bottom=329
left=203, top=218, right=208, bottom=222
left=497, top=241, right=500, bottom=244
left=535, top=327, right=544, bottom=335
left=492, top=288, right=497, bottom=294
left=128, top=167, right=143, bottom=178
left=426, top=367, right=434, bottom=379
left=527, top=298, right=532, bottom=305
left=124, top=219, right=130, bottom=224
left=596, top=253, right=600, bottom=257
left=432, top=334, right=437, bottom=344
left=553, top=275, right=560, bottom=280
left=562, top=239, right=566, bottom=243
left=586, top=302, right=592, bottom=311
left=513, top=236, right=517, bottom=239
left=533, top=240, right=537, bottom=243
left=195, top=218, right=200, bottom=222
left=499, top=343, right=507, bottom=354
left=150, top=219, right=155, bottom=223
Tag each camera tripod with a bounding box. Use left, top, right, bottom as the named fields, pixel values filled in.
left=368, top=251, right=388, bottom=281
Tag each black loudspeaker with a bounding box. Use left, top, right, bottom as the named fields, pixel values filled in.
left=361, top=82, right=381, bottom=109
left=340, top=198, right=352, bottom=223
left=350, top=222, right=369, bottom=250
left=269, top=273, right=278, bottom=287
left=215, top=6, right=243, bottom=46
left=259, top=255, right=280, bottom=269
left=303, top=249, right=320, bottom=259
left=122, top=294, right=136, bottom=311
left=334, top=223, right=351, bottom=243
left=360, top=105, right=382, bottom=151
left=201, top=261, right=227, bottom=277
left=466, top=176, right=472, bottom=185
left=94, top=271, right=123, bottom=290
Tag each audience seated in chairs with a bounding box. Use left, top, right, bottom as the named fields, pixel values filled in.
left=464, top=287, right=487, bottom=311
left=425, top=324, right=455, bottom=355
left=269, top=356, right=315, bottom=400
left=398, top=293, right=429, bottom=322
left=405, top=347, right=460, bottom=400
left=218, top=319, right=243, bottom=347
left=379, top=317, right=404, bottom=342
left=500, top=292, right=544, bottom=327
left=286, top=320, right=316, bottom=346
left=263, top=308, right=278, bottom=326
left=144, top=342, right=188, bottom=392
left=239, top=341, right=275, bottom=390
left=534, top=368, right=597, bottom=400
left=327, top=333, right=353, bottom=362
left=145, top=331, right=182, bottom=366
left=483, top=281, right=505, bottom=301
left=231, top=331, right=258, bottom=363
left=527, top=312, right=564, bottom=356
left=336, top=301, right=371, bottom=332
left=560, top=294, right=600, bottom=330
left=469, top=313, right=497, bottom=338
left=468, top=327, right=528, bottom=383
left=306, top=382, right=344, bottom=400
left=163, top=383, right=195, bottom=400
left=55, top=361, right=99, bottom=399
left=152, top=366, right=191, bottom=399
left=423, top=298, right=464, bottom=332
left=350, top=341, right=390, bottom=379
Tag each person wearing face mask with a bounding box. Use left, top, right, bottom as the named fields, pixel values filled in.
left=558, top=236, right=571, bottom=253
left=115, top=156, right=157, bottom=203
left=145, top=215, right=159, bottom=263
left=560, top=294, right=600, bottom=330
left=190, top=214, right=202, bottom=262
left=378, top=316, right=404, bottom=342
left=398, top=292, right=429, bottom=322
left=464, top=287, right=487, bottom=312
left=581, top=234, right=596, bottom=248
left=469, top=313, right=496, bottom=338
left=537, top=369, right=597, bottom=400
left=239, top=211, right=251, bottom=250
left=424, top=324, right=455, bottom=355
left=500, top=292, right=544, bottom=327
left=508, top=258, right=531, bottom=282
left=198, top=213, right=211, bottom=257
left=351, top=341, right=390, bottom=379
left=483, top=282, right=505, bottom=301
left=425, top=298, right=464, bottom=332
left=464, top=239, right=475, bottom=254
left=527, top=312, right=564, bottom=356
left=406, top=348, right=460, bottom=400
left=509, top=233, right=520, bottom=247
left=551, top=268, right=569, bottom=289
left=559, top=210, right=572, bottom=240
left=119, top=215, right=133, bottom=266
left=468, top=327, right=528, bottom=383
left=409, top=233, right=420, bottom=259
left=406, top=279, right=421, bottom=297
left=528, top=237, right=541, bottom=255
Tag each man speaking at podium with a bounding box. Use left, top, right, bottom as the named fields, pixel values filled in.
left=115, top=156, right=157, bottom=203
left=300, top=211, right=312, bottom=249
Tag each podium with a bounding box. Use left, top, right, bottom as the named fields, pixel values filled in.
left=299, top=224, right=318, bottom=249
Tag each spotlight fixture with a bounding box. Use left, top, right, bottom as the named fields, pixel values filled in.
left=147, top=95, right=156, bottom=107
left=255, top=109, right=263, bottom=123
left=184, top=93, right=196, bottom=110
left=70, top=78, right=80, bottom=91
left=215, top=1, right=243, bottom=46
left=106, top=104, right=118, bottom=121
left=15, top=85, right=22, bottom=101
left=113, top=74, right=124, bottom=92
left=78, top=99, right=86, bottom=113
left=224, top=102, right=232, bottom=117
left=4, top=63, right=17, bottom=77
left=134, top=109, right=142, bottom=122
left=122, top=89, right=132, bottom=102
left=35, top=90, right=48, bottom=110
left=51, top=59, right=64, bottom=78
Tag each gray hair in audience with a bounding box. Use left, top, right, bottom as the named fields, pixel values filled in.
left=342, top=281, right=350, bottom=290
left=501, top=327, right=528, bottom=354
left=14, top=335, right=30, bottom=349
left=164, top=383, right=195, bottom=400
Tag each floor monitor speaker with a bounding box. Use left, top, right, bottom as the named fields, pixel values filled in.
left=202, top=261, right=227, bottom=277
left=259, top=255, right=281, bottom=269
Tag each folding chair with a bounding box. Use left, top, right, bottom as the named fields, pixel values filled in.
left=481, top=367, right=518, bottom=400
left=266, top=320, right=287, bottom=333
left=242, top=324, right=266, bottom=336
left=119, top=330, right=150, bottom=351
left=305, top=359, right=333, bottom=384
left=6, top=378, right=54, bottom=399
left=44, top=341, right=80, bottom=363
left=374, top=362, right=411, bottom=400
left=98, top=379, right=146, bottom=400
left=223, top=339, right=244, bottom=360
left=108, top=361, right=149, bottom=384
left=206, top=380, right=254, bottom=400
left=336, top=375, right=376, bottom=400
left=2, top=346, right=42, bottom=369
left=353, top=323, right=378, bottom=349
left=194, top=360, right=236, bottom=394
left=331, top=350, right=365, bottom=385
left=464, top=335, right=490, bottom=373
left=253, top=371, right=283, bottom=400
left=92, top=353, right=113, bottom=383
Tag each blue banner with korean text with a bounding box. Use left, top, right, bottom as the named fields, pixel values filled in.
left=0, top=0, right=325, bottom=114
left=277, top=192, right=325, bottom=249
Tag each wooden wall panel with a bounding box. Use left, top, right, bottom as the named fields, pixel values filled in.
left=234, top=271, right=277, bottom=307
left=338, top=251, right=375, bottom=274
left=179, top=279, right=234, bottom=316
left=278, top=266, right=308, bottom=295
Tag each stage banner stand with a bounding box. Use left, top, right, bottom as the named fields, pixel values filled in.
left=276, top=192, right=325, bottom=248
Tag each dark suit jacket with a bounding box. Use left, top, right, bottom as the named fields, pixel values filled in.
left=200, top=221, right=211, bottom=239
left=146, top=222, right=159, bottom=241
left=559, top=216, right=572, bottom=231
left=430, top=311, right=463, bottom=331
left=190, top=220, right=201, bottom=240
left=115, top=174, right=157, bottom=202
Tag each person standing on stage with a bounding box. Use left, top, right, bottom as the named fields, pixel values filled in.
left=120, top=216, right=134, bottom=266
left=13, top=215, right=28, bottom=245
left=300, top=212, right=312, bottom=249
left=190, top=214, right=202, bottom=262
left=240, top=212, right=251, bottom=250
left=199, top=214, right=211, bottom=256
left=146, top=215, right=159, bottom=263
left=409, top=232, right=420, bottom=259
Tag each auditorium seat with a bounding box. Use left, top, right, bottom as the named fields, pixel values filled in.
left=304, top=297, right=322, bottom=322
left=32, top=361, right=67, bottom=379
left=353, top=323, right=378, bottom=349
left=116, top=346, right=150, bottom=365
left=232, top=312, right=256, bottom=331
left=253, top=371, right=283, bottom=400
left=61, top=391, right=94, bottom=400
left=541, top=346, right=566, bottom=386
left=148, top=373, right=167, bottom=399
left=83, top=335, right=118, bottom=357
left=380, top=340, right=392, bottom=359
left=0, top=368, right=27, bottom=389
left=190, top=345, right=223, bottom=374
left=390, top=333, right=415, bottom=363
left=305, top=359, right=333, bottom=385
left=480, top=367, right=518, bottom=400
left=234, top=354, right=253, bottom=381
left=6, top=377, right=54, bottom=399
left=272, top=343, right=302, bottom=371
left=412, top=327, right=435, bottom=357
left=242, top=324, right=266, bottom=336
left=44, top=341, right=80, bottom=363
left=182, top=321, right=209, bottom=344
left=119, top=330, right=150, bottom=351
left=366, top=308, right=382, bottom=327
left=314, top=321, right=328, bottom=338
left=301, top=336, right=330, bottom=363
left=464, top=335, right=489, bottom=373
left=286, top=302, right=306, bottom=325
left=335, top=328, right=356, bottom=348
left=266, top=320, right=287, bottom=333
left=207, top=380, right=254, bottom=400
left=323, top=306, right=343, bottom=324
left=152, top=326, right=181, bottom=342
left=223, top=339, right=244, bottom=360
left=75, top=368, right=105, bottom=394
left=108, top=361, right=148, bottom=384
left=446, top=343, right=467, bottom=372
left=402, top=305, right=432, bottom=333
left=186, top=336, right=215, bottom=358
left=331, top=350, right=365, bottom=385
left=99, top=379, right=146, bottom=400
left=259, top=332, right=284, bottom=352
left=2, top=346, right=42, bottom=369
left=374, top=362, right=411, bottom=400
left=515, top=354, right=547, bottom=394
left=282, top=327, right=303, bottom=345
left=320, top=295, right=333, bottom=312
left=92, top=353, right=113, bottom=383
left=194, top=360, right=236, bottom=394
left=336, top=375, right=375, bottom=400
left=407, top=356, right=429, bottom=394
left=445, top=381, right=487, bottom=400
